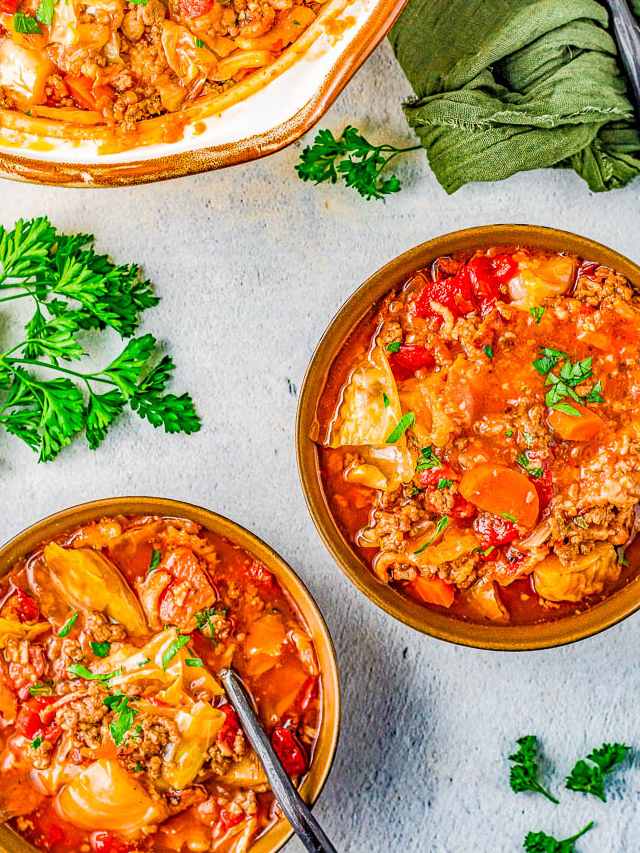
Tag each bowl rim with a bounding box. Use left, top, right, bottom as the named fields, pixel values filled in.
left=0, top=496, right=341, bottom=853
left=0, top=0, right=407, bottom=187
left=296, top=223, right=640, bottom=652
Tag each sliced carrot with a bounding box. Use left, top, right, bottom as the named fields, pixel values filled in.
left=64, top=75, right=113, bottom=112
left=547, top=402, right=603, bottom=442
left=410, top=575, right=455, bottom=608
left=459, top=463, right=539, bottom=528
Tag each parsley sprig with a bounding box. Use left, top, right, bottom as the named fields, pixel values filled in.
left=509, top=735, right=559, bottom=804
left=565, top=743, right=631, bottom=801
left=532, top=348, right=603, bottom=417
left=523, top=821, right=594, bottom=853
left=0, top=217, right=200, bottom=461
left=295, top=126, right=420, bottom=201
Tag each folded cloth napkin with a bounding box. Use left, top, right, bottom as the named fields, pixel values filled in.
left=389, top=0, right=640, bottom=192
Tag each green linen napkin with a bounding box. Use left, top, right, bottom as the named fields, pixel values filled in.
left=389, top=0, right=640, bottom=192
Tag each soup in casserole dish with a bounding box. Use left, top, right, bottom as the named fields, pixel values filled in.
left=0, top=514, right=320, bottom=853
left=317, top=246, right=640, bottom=624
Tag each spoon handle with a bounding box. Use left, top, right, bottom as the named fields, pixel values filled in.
left=220, top=669, right=339, bottom=853
left=608, top=0, right=640, bottom=115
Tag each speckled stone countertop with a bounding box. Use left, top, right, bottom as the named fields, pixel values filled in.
left=1, top=39, right=639, bottom=853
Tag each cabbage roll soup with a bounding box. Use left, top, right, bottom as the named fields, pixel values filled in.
left=0, top=515, right=321, bottom=853
left=317, top=246, right=640, bottom=625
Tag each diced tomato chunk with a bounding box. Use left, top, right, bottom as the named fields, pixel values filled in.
left=409, top=575, right=455, bottom=607
left=15, top=696, right=61, bottom=744
left=217, top=703, right=241, bottom=750
left=0, top=0, right=19, bottom=12
left=16, top=706, right=42, bottom=740
left=466, top=254, right=518, bottom=317
left=415, top=270, right=474, bottom=320
left=296, top=676, right=317, bottom=712
left=178, top=0, right=214, bottom=17
left=219, top=809, right=245, bottom=831
left=473, top=513, right=520, bottom=548
left=242, top=560, right=277, bottom=593
left=415, top=461, right=457, bottom=490
left=388, top=344, right=434, bottom=382
left=91, top=831, right=129, bottom=853
left=9, top=589, right=40, bottom=623
left=271, top=727, right=308, bottom=776
left=449, top=494, right=477, bottom=519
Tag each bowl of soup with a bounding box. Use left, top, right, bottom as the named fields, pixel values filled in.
left=0, top=497, right=340, bottom=853
left=297, top=224, right=640, bottom=650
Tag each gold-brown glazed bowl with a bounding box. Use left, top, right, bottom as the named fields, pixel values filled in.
left=0, top=496, right=340, bottom=853
left=0, top=0, right=407, bottom=187
left=297, top=224, right=640, bottom=652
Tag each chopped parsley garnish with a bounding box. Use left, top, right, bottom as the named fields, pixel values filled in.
left=385, top=412, right=414, bottom=444
left=107, top=694, right=137, bottom=746
left=90, top=641, right=110, bottom=658
left=436, top=478, right=453, bottom=489
left=67, top=664, right=122, bottom=682
left=195, top=607, right=226, bottom=644
left=185, top=657, right=203, bottom=667
left=161, top=634, right=190, bottom=669
left=31, top=735, right=43, bottom=749
left=523, top=822, right=593, bottom=853
left=506, top=429, right=514, bottom=437
left=386, top=341, right=401, bottom=353
left=382, top=392, right=390, bottom=408
left=13, top=11, right=41, bottom=32
left=28, top=681, right=54, bottom=697
left=149, top=548, right=162, bottom=572
left=617, top=546, right=629, bottom=567
left=517, top=453, right=543, bottom=478
left=532, top=348, right=602, bottom=417
left=414, top=516, right=449, bottom=554
left=194, top=37, right=205, bottom=47
left=529, top=306, right=545, bottom=324
left=408, top=485, right=423, bottom=496
left=58, top=612, right=78, bottom=637
left=565, top=743, right=631, bottom=801
left=138, top=657, right=151, bottom=667
left=509, top=735, right=559, bottom=804
left=483, top=545, right=495, bottom=556
left=502, top=512, right=518, bottom=522
left=35, top=0, right=55, bottom=25
left=134, top=762, right=143, bottom=772
left=416, top=445, right=443, bottom=472
left=484, top=344, right=493, bottom=359
left=523, top=431, right=533, bottom=446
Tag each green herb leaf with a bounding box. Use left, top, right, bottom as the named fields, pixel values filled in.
left=523, top=822, right=594, bottom=853
left=386, top=341, right=401, bottom=353
left=416, top=445, right=443, bottom=472
left=134, top=762, right=143, bottom=771
left=194, top=37, right=205, bottom=47
left=484, top=344, right=493, bottom=359
left=436, top=478, right=453, bottom=489
left=35, top=0, right=55, bottom=25
left=617, top=546, right=630, bottom=567
left=149, top=548, right=162, bottom=572
left=109, top=695, right=137, bottom=746
left=509, top=735, right=559, bottom=804
left=58, top=611, right=78, bottom=637
left=295, top=126, right=420, bottom=201
left=90, top=641, right=111, bottom=658
left=506, top=429, right=514, bottom=437
left=382, top=392, right=390, bottom=408
left=31, top=736, right=43, bottom=749
left=385, top=412, right=414, bottom=444
left=529, top=306, right=545, bottom=324
left=566, top=743, right=631, bottom=801
left=13, top=11, right=41, bottom=32
left=502, top=512, right=518, bottom=522
left=161, top=634, right=190, bottom=669
left=67, top=664, right=121, bottom=682
left=28, top=681, right=54, bottom=697
left=185, top=657, right=203, bottom=667
left=414, top=515, right=449, bottom=553
left=516, top=453, right=543, bottom=478
left=581, top=379, right=604, bottom=403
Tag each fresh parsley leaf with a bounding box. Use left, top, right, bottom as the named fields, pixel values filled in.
left=509, top=735, right=559, bottom=804
left=582, top=379, right=604, bottom=403
left=414, top=516, right=449, bottom=553
left=195, top=37, right=205, bottom=47
left=109, top=695, right=137, bottom=746
left=416, top=445, right=443, bottom=472
left=502, top=512, right=518, bottom=522
left=31, top=735, right=43, bottom=749
left=484, top=344, right=493, bottom=359
left=149, top=548, right=162, bottom=572
left=617, top=546, right=629, bottom=567
left=35, top=0, right=55, bottom=25
left=532, top=347, right=601, bottom=418
left=529, top=306, right=545, bottom=324
left=506, top=429, right=514, bottom=437
left=436, top=478, right=452, bottom=489
left=161, top=634, right=190, bottom=669
left=517, top=453, right=543, bottom=478
left=58, top=611, right=78, bottom=637
left=134, top=762, right=144, bottom=772
left=13, top=11, right=41, bottom=32
left=385, top=412, right=414, bottom=444
left=28, top=681, right=54, bottom=697
left=566, top=743, right=631, bottom=801
left=185, top=657, right=203, bottom=667
left=67, top=664, right=122, bottom=682
left=137, top=657, right=151, bottom=667
left=295, top=126, right=420, bottom=201
left=382, top=392, right=390, bottom=408
left=0, top=218, right=199, bottom=461
left=386, top=341, right=401, bottom=353
left=523, top=822, right=593, bottom=853
left=90, top=641, right=110, bottom=658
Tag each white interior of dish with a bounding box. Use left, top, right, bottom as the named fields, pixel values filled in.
left=0, top=0, right=377, bottom=165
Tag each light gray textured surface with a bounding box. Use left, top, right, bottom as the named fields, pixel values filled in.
left=1, top=39, right=640, bottom=853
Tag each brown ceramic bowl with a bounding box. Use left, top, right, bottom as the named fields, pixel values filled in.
left=0, top=0, right=407, bottom=187
left=297, top=224, right=640, bottom=651
left=0, top=496, right=340, bottom=853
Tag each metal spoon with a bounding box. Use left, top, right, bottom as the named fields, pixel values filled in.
left=606, top=0, right=640, bottom=116
left=220, top=668, right=338, bottom=853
